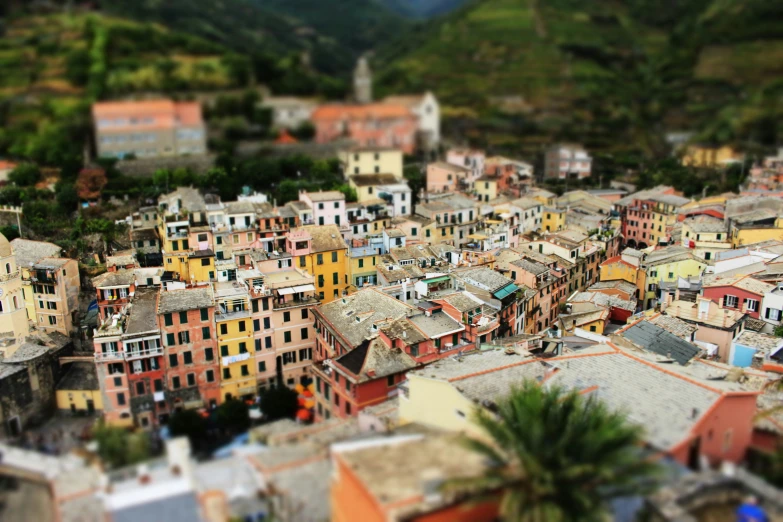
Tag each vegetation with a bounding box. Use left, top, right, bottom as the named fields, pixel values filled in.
left=376, top=0, right=783, bottom=162
left=260, top=386, right=300, bottom=421
left=168, top=409, right=209, bottom=452
left=457, top=382, right=659, bottom=521
left=93, top=421, right=150, bottom=469
left=216, top=399, right=251, bottom=435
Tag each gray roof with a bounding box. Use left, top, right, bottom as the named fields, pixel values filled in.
left=570, top=292, right=636, bottom=312
left=734, top=331, right=783, bottom=352
left=588, top=280, right=639, bottom=296
left=547, top=351, right=722, bottom=450
left=158, top=287, right=213, bottom=314
left=317, top=288, right=415, bottom=348
left=683, top=217, right=726, bottom=234
left=57, top=362, right=99, bottom=391
left=409, top=347, right=539, bottom=381
left=10, top=238, right=62, bottom=266
left=92, top=269, right=135, bottom=288
left=408, top=312, right=463, bottom=338
left=3, top=342, right=50, bottom=363
left=647, top=315, right=698, bottom=339
left=511, top=258, right=549, bottom=276
left=124, top=288, right=159, bottom=336
left=111, top=491, right=204, bottom=522
left=432, top=291, right=483, bottom=313
left=621, top=321, right=701, bottom=365
left=455, top=266, right=513, bottom=292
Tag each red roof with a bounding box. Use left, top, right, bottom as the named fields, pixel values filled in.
left=599, top=255, right=636, bottom=269
left=274, top=129, right=298, bottom=144
left=312, top=103, right=414, bottom=121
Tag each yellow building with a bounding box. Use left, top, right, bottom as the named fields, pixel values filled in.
left=214, top=281, right=255, bottom=401
left=643, top=248, right=706, bottom=309
left=0, top=234, right=30, bottom=358
left=475, top=176, right=498, bottom=203
left=731, top=218, right=783, bottom=247
left=682, top=145, right=740, bottom=168
left=56, top=362, right=103, bottom=413
left=294, top=225, right=349, bottom=304
left=348, top=245, right=378, bottom=289
left=681, top=219, right=731, bottom=261
left=349, top=175, right=398, bottom=203
left=339, top=147, right=403, bottom=179
left=542, top=207, right=567, bottom=232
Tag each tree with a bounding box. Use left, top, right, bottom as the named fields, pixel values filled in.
left=455, top=382, right=659, bottom=522
left=168, top=409, right=208, bottom=451
left=93, top=421, right=150, bottom=469
left=774, top=325, right=783, bottom=338
left=260, top=386, right=299, bottom=421
left=335, top=184, right=358, bottom=203
left=9, top=163, right=41, bottom=187
left=216, top=398, right=250, bottom=434
left=55, top=182, right=79, bottom=214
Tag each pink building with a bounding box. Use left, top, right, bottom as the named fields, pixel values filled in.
left=311, top=104, right=418, bottom=154
left=298, top=190, right=347, bottom=228
left=426, top=161, right=471, bottom=193
left=663, top=298, right=746, bottom=362
left=446, top=148, right=485, bottom=185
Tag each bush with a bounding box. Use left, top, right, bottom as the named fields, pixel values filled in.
left=260, top=386, right=299, bottom=421
left=93, top=421, right=150, bottom=469
left=168, top=409, right=208, bottom=451
left=216, top=398, right=250, bottom=434
left=9, top=163, right=41, bottom=187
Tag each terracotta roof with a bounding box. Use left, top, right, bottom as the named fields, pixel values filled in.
left=173, top=102, right=202, bottom=126
left=93, top=99, right=176, bottom=116
left=312, top=103, right=413, bottom=121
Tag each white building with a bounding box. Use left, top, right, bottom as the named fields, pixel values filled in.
left=545, top=144, right=592, bottom=180
left=446, top=148, right=485, bottom=186
left=383, top=92, right=441, bottom=150
left=377, top=182, right=412, bottom=217
left=261, top=96, right=317, bottom=130
left=761, top=283, right=783, bottom=330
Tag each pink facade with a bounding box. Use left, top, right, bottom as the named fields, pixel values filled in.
left=426, top=162, right=470, bottom=193
left=311, top=104, right=417, bottom=154
left=621, top=198, right=659, bottom=248
left=299, top=191, right=347, bottom=227
left=445, top=149, right=485, bottom=184
left=702, top=284, right=765, bottom=320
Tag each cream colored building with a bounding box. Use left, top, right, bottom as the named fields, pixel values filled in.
left=0, top=234, right=30, bottom=358
left=339, top=147, right=403, bottom=180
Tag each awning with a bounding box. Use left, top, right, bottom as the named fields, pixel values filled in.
left=425, top=276, right=450, bottom=284
left=468, top=233, right=488, bottom=240
left=278, top=287, right=296, bottom=295
left=493, top=283, right=519, bottom=300
left=292, top=284, right=316, bottom=292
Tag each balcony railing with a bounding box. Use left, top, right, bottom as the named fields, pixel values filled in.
left=273, top=296, right=320, bottom=310
left=94, top=351, right=124, bottom=362
left=0, top=269, right=21, bottom=282
left=125, top=346, right=163, bottom=360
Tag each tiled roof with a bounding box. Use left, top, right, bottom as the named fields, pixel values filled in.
left=407, top=312, right=463, bottom=339
left=317, top=288, right=415, bottom=348
left=312, top=103, right=413, bottom=120
left=304, top=225, right=348, bottom=252
left=683, top=216, right=726, bottom=233
left=428, top=161, right=470, bottom=173
left=620, top=320, right=701, bottom=365
left=158, top=286, right=213, bottom=314
left=351, top=173, right=398, bottom=186
left=303, top=190, right=345, bottom=202
left=432, top=291, right=483, bottom=313
left=92, top=269, right=135, bottom=287
left=335, top=337, right=417, bottom=383
left=588, top=280, right=639, bottom=296
left=734, top=331, right=783, bottom=352
left=703, top=274, right=774, bottom=295
left=124, top=288, right=159, bottom=336
left=647, top=314, right=698, bottom=339
left=454, top=266, right=513, bottom=292
left=570, top=291, right=636, bottom=312
left=511, top=258, right=549, bottom=276
left=10, top=238, right=62, bottom=266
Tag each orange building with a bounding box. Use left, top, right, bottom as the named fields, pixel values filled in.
left=311, top=103, right=418, bottom=154
left=331, top=434, right=501, bottom=522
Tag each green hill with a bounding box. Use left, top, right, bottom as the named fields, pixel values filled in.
left=382, top=0, right=470, bottom=18
left=376, top=0, right=783, bottom=156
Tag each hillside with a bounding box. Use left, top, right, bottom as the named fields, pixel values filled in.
left=376, top=0, right=783, bottom=156
left=382, top=0, right=470, bottom=18
left=0, top=12, right=259, bottom=170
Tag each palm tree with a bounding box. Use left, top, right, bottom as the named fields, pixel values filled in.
left=455, top=381, right=660, bottom=522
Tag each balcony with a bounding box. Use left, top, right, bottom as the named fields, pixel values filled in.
left=95, top=351, right=124, bottom=362
left=439, top=340, right=475, bottom=354
left=125, top=346, right=163, bottom=361
left=0, top=269, right=21, bottom=282
left=273, top=296, right=320, bottom=310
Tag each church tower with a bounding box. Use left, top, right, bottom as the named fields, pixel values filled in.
left=353, top=56, right=373, bottom=104
left=0, top=233, right=29, bottom=358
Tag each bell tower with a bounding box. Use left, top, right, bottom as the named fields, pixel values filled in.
left=353, top=56, right=373, bottom=104
left=0, top=233, right=29, bottom=358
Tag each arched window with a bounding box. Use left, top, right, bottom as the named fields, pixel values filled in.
left=5, top=263, right=10, bottom=274
left=13, top=296, right=19, bottom=310
left=0, top=300, right=4, bottom=313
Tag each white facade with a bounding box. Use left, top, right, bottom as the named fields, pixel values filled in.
left=378, top=183, right=412, bottom=217
left=411, top=92, right=440, bottom=147
left=545, top=145, right=592, bottom=180
left=761, top=285, right=783, bottom=328
left=446, top=149, right=485, bottom=186
left=262, top=97, right=317, bottom=130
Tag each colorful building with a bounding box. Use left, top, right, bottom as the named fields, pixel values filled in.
left=425, top=161, right=471, bottom=193
left=339, top=147, right=403, bottom=179
left=311, top=104, right=418, bottom=154
left=0, top=234, right=30, bottom=358
left=288, top=225, right=349, bottom=304
left=702, top=275, right=774, bottom=321
left=214, top=281, right=255, bottom=401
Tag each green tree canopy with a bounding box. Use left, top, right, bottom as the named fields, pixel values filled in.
left=457, top=381, right=659, bottom=522
left=260, top=386, right=299, bottom=421
left=9, top=163, right=41, bottom=187
left=93, top=421, right=150, bottom=469
left=216, top=398, right=250, bottom=434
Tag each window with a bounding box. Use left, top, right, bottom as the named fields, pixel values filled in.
left=301, top=328, right=309, bottom=340
left=255, top=339, right=261, bottom=352
left=220, top=345, right=228, bottom=357
left=765, top=307, right=782, bottom=321
left=201, top=258, right=210, bottom=266
left=200, top=308, right=209, bottom=321
left=169, top=354, right=178, bottom=367
left=241, top=365, right=249, bottom=376
left=164, top=313, right=173, bottom=326
left=265, top=336, right=272, bottom=349
left=239, top=342, right=247, bottom=353
left=206, top=370, right=215, bottom=382
left=284, top=331, right=292, bottom=343
left=166, top=333, right=176, bottom=346
left=220, top=324, right=228, bottom=335
left=335, top=394, right=340, bottom=407
left=590, top=325, right=597, bottom=332
left=724, top=295, right=738, bottom=308
left=333, top=272, right=339, bottom=285
left=48, top=316, right=57, bottom=325
left=223, top=368, right=231, bottom=379
left=346, top=403, right=352, bottom=415
left=117, top=393, right=126, bottom=406
left=113, top=377, right=122, bottom=387
left=264, top=317, right=271, bottom=329
left=238, top=321, right=246, bottom=332
left=387, top=375, right=395, bottom=387
left=202, top=326, right=211, bottom=340
left=301, top=309, right=308, bottom=320
left=172, top=376, right=181, bottom=389
left=154, top=379, right=163, bottom=392
left=332, top=251, right=338, bottom=262
left=178, top=331, right=190, bottom=344
left=317, top=254, right=323, bottom=265
left=358, top=259, right=364, bottom=268
left=183, top=351, right=193, bottom=364
left=205, top=348, right=214, bottom=361
left=299, top=255, right=306, bottom=267
left=187, top=373, right=196, bottom=387
left=283, top=311, right=291, bottom=322
left=745, top=298, right=759, bottom=312
left=253, top=319, right=260, bottom=332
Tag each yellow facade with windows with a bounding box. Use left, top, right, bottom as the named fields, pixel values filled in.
left=216, top=313, right=255, bottom=401
left=348, top=248, right=378, bottom=290
left=339, top=148, right=403, bottom=179
left=298, top=225, right=349, bottom=304
left=475, top=178, right=498, bottom=203
left=682, top=145, right=739, bottom=168
left=731, top=219, right=783, bottom=248
left=542, top=208, right=566, bottom=232
left=56, top=388, right=103, bottom=412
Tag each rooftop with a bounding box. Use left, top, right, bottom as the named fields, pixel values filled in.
left=93, top=269, right=135, bottom=288
left=683, top=216, right=727, bottom=234
left=335, top=337, right=418, bottom=383
left=124, top=288, right=159, bottom=336
left=302, top=225, right=347, bottom=253
left=302, top=190, right=345, bottom=202
left=56, top=362, right=99, bottom=391
left=664, top=300, right=745, bottom=329
left=702, top=274, right=774, bottom=295
left=619, top=320, right=701, bottom=365
left=432, top=291, right=483, bottom=313
left=316, top=288, right=416, bottom=348
left=454, top=266, right=514, bottom=292
left=647, top=314, right=698, bottom=339
left=428, top=161, right=470, bottom=173
left=570, top=291, right=636, bottom=312
left=734, top=331, right=783, bottom=352
left=10, top=238, right=62, bottom=267
left=158, top=286, right=213, bottom=314
left=350, top=173, right=399, bottom=186
left=407, top=311, right=464, bottom=339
